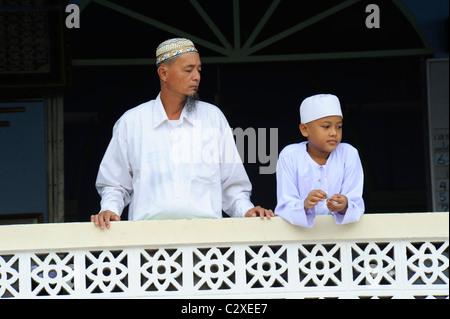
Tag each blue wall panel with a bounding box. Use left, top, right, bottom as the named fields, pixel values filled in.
left=0, top=101, right=48, bottom=222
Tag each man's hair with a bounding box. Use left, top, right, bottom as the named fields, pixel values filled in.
left=156, top=56, right=176, bottom=69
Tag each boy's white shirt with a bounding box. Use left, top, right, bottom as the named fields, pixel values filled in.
left=275, top=141, right=364, bottom=227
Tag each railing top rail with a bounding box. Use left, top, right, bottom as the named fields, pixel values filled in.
left=0, top=212, right=448, bottom=252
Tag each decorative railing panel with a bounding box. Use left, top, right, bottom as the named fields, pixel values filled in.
left=0, top=213, right=448, bottom=299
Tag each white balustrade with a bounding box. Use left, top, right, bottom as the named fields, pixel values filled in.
left=0, top=213, right=448, bottom=299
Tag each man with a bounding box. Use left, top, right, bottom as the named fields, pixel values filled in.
left=92, top=38, right=274, bottom=229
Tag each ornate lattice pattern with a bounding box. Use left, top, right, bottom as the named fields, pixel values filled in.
left=245, top=245, right=288, bottom=289
left=141, top=248, right=183, bottom=293
left=1, top=240, right=448, bottom=298
left=193, top=247, right=235, bottom=291
left=298, top=244, right=342, bottom=287
left=84, top=250, right=128, bottom=294
left=352, top=242, right=396, bottom=286
left=0, top=255, right=19, bottom=298
left=30, top=252, right=75, bottom=296
left=406, top=242, right=449, bottom=286
left=0, top=0, right=50, bottom=73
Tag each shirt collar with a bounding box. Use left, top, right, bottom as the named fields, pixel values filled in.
left=152, top=93, right=198, bottom=128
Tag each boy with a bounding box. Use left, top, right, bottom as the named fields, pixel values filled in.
left=275, top=94, right=364, bottom=227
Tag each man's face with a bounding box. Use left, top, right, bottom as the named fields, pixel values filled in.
left=163, top=53, right=202, bottom=98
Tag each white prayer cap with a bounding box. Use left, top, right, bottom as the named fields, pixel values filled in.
left=156, top=38, right=198, bottom=66
left=299, top=94, right=343, bottom=123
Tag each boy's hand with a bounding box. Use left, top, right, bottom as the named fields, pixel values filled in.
left=304, top=190, right=327, bottom=211
left=327, top=194, right=348, bottom=215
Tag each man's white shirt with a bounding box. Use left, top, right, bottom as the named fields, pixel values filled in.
left=96, top=94, right=254, bottom=220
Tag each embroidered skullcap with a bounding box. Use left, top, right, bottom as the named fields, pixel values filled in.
left=299, top=94, right=343, bottom=123
left=156, top=38, right=198, bottom=66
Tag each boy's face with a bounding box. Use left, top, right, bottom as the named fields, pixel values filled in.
left=299, top=115, right=343, bottom=155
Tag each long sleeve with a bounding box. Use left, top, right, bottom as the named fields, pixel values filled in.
left=95, top=118, right=133, bottom=216
left=332, top=146, right=365, bottom=225
left=220, top=126, right=254, bottom=218
left=274, top=149, right=315, bottom=227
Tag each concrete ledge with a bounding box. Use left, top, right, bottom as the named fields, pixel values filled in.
left=0, top=212, right=448, bottom=252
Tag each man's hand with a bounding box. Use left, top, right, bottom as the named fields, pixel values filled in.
left=91, top=210, right=120, bottom=230
left=304, top=189, right=327, bottom=211
left=327, top=194, right=348, bottom=215
left=245, top=206, right=275, bottom=219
